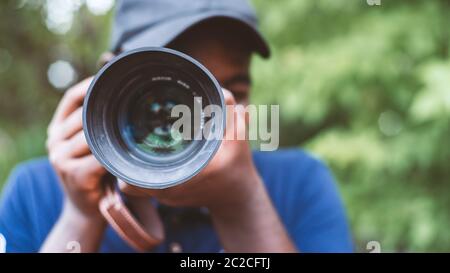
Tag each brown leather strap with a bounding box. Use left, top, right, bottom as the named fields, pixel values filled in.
left=99, top=180, right=164, bottom=252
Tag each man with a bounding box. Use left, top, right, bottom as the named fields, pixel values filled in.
left=0, top=0, right=353, bottom=252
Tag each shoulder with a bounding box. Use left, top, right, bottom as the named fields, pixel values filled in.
left=252, top=148, right=338, bottom=214
left=1, top=157, right=63, bottom=221
left=0, top=158, right=63, bottom=252
left=252, top=148, right=324, bottom=170
left=252, top=148, right=333, bottom=192
left=252, top=149, right=353, bottom=252
left=4, top=157, right=61, bottom=197
left=0, top=157, right=63, bottom=252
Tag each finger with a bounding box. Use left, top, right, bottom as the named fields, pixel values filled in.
left=48, top=107, right=83, bottom=143
left=222, top=89, right=247, bottom=140
left=64, top=155, right=106, bottom=190
left=234, top=104, right=248, bottom=134
left=118, top=179, right=149, bottom=197
left=60, top=107, right=83, bottom=140
left=67, top=154, right=106, bottom=179
left=50, top=77, right=93, bottom=126
left=222, top=88, right=236, bottom=106
left=97, top=52, right=115, bottom=68
left=222, top=89, right=238, bottom=137
left=67, top=131, right=90, bottom=158
left=53, top=131, right=90, bottom=159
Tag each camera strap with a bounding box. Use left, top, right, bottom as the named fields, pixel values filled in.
left=99, top=179, right=164, bottom=252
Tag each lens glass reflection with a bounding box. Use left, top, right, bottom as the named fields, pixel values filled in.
left=124, top=82, right=194, bottom=157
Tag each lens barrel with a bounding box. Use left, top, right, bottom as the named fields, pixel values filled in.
left=83, top=47, right=225, bottom=189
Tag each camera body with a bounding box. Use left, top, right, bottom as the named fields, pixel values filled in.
left=83, top=47, right=225, bottom=189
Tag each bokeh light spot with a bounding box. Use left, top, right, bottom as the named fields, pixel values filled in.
left=378, top=110, right=403, bottom=137
left=47, top=60, right=77, bottom=90
left=86, top=0, right=114, bottom=16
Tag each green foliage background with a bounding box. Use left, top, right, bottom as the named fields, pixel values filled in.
left=0, top=0, right=449, bottom=252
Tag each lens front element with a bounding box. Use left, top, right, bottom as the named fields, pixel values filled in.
left=83, top=47, right=225, bottom=189
left=123, top=81, right=194, bottom=157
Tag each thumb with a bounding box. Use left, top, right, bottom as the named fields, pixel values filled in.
left=117, top=179, right=148, bottom=197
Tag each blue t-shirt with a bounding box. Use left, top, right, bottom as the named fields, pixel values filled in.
left=0, top=149, right=353, bottom=252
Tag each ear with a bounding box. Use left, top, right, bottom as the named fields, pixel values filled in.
left=97, top=51, right=116, bottom=68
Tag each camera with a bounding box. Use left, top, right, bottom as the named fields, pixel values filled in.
left=83, top=47, right=225, bottom=189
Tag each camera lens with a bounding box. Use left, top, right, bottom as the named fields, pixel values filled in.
left=83, top=48, right=225, bottom=189
left=121, top=82, right=193, bottom=158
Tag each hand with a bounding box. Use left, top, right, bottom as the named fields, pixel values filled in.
left=47, top=77, right=107, bottom=219
left=120, top=89, right=262, bottom=209
left=119, top=89, right=296, bottom=252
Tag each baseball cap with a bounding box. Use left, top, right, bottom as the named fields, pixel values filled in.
left=110, top=0, right=270, bottom=58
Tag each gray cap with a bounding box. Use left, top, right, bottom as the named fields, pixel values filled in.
left=110, top=0, right=270, bottom=58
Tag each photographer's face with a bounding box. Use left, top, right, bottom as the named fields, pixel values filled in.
left=167, top=22, right=253, bottom=105
left=171, top=37, right=252, bottom=105
left=100, top=28, right=252, bottom=104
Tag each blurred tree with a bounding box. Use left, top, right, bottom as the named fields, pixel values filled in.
left=252, top=0, right=450, bottom=252
left=0, top=0, right=112, bottom=188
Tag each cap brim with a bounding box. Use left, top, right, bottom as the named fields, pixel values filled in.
left=119, top=11, right=270, bottom=58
